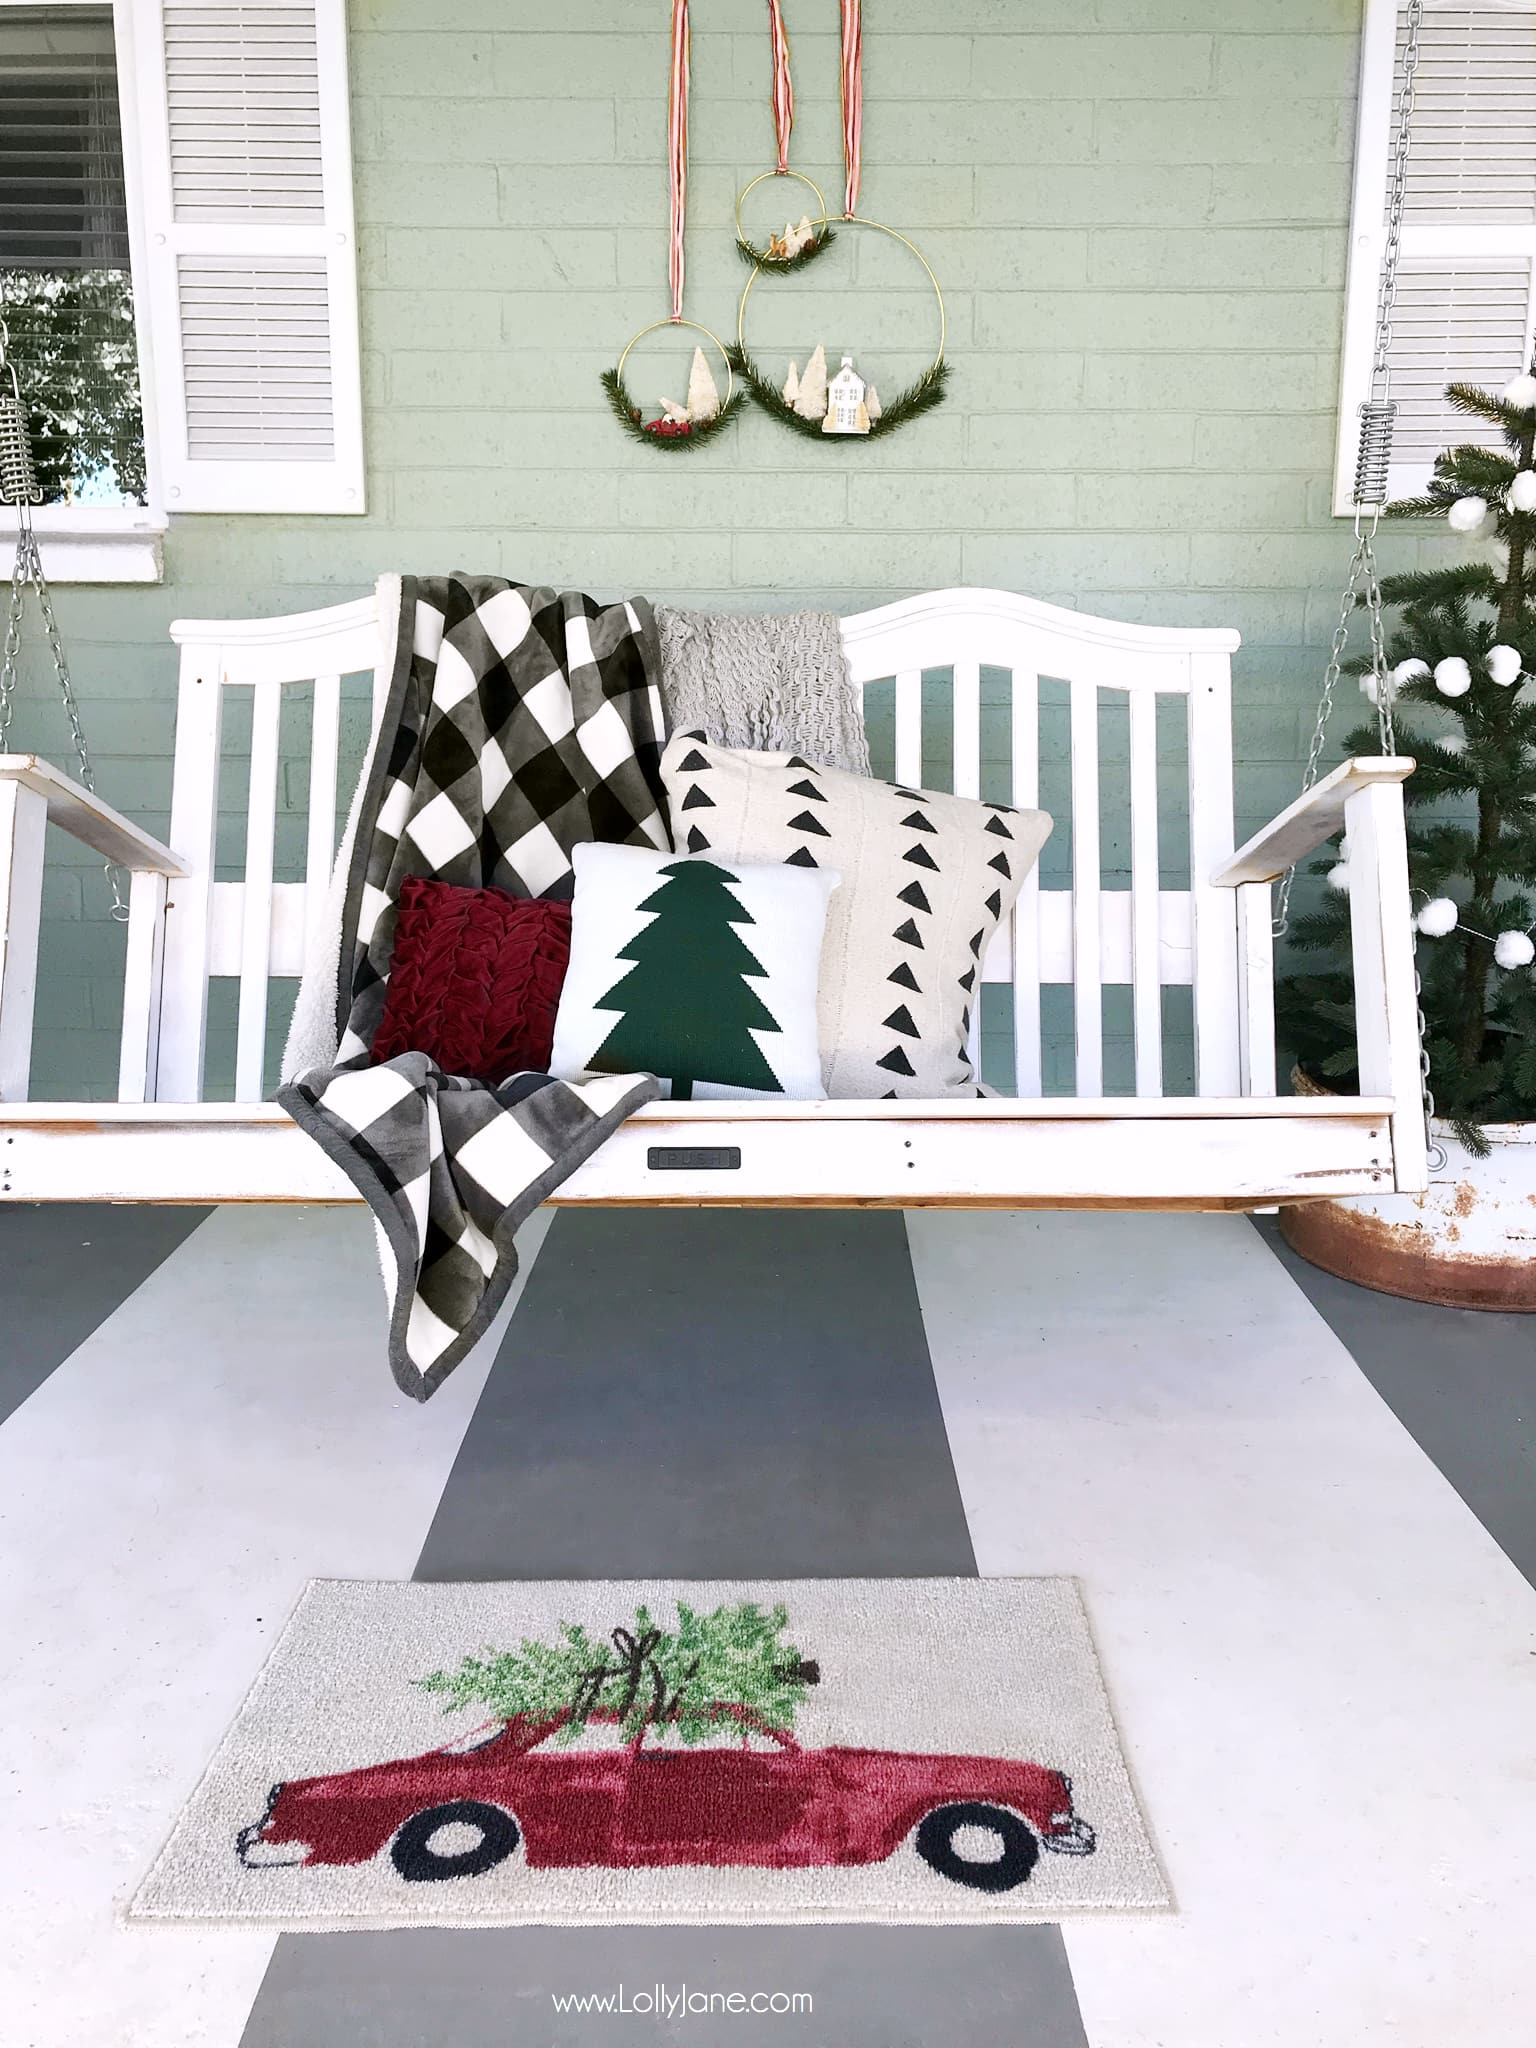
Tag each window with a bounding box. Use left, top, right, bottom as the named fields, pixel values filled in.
left=0, top=0, right=364, bottom=581
left=1334, top=0, right=1536, bottom=512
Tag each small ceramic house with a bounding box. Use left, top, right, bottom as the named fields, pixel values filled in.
left=823, top=355, right=871, bottom=435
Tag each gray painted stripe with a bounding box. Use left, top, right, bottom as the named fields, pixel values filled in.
left=1257, top=1218, right=1536, bottom=1590
left=0, top=1202, right=208, bottom=1427
left=240, top=1211, right=1088, bottom=2048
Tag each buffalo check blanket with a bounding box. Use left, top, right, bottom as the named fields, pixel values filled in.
left=279, top=576, right=671, bottom=1401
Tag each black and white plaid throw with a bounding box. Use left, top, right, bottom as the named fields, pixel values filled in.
left=279, top=576, right=671, bottom=1401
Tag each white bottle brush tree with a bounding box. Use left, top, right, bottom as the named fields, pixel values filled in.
left=1279, top=367, right=1536, bottom=1148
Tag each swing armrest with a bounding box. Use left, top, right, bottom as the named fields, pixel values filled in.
left=0, top=755, right=186, bottom=874
left=1209, top=757, right=1415, bottom=888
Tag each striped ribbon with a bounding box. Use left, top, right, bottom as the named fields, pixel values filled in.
left=839, top=0, right=863, bottom=218
left=667, top=0, right=690, bottom=320
left=767, top=0, right=794, bottom=174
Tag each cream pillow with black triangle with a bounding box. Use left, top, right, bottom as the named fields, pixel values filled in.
left=661, top=733, right=1051, bottom=1098
left=550, top=841, right=838, bottom=1101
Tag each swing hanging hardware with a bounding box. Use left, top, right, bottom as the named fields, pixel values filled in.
left=0, top=315, right=130, bottom=924
left=1273, top=0, right=1445, bottom=1171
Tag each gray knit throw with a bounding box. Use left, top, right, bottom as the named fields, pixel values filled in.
left=654, top=605, right=871, bottom=776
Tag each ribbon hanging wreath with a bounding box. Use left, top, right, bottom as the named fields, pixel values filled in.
left=729, top=0, right=950, bottom=443
left=601, top=0, right=742, bottom=449
left=734, top=0, right=836, bottom=274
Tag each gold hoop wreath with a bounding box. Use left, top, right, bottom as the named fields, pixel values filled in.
left=600, top=317, right=743, bottom=450
left=734, top=168, right=835, bottom=273
left=728, top=213, right=949, bottom=443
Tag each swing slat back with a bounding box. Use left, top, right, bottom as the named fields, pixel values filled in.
left=154, top=586, right=1250, bottom=1106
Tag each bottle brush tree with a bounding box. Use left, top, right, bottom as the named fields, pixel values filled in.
left=1278, top=366, right=1536, bottom=1148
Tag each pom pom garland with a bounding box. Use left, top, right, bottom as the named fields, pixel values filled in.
left=1447, top=495, right=1489, bottom=533
left=1510, top=470, right=1536, bottom=514
left=1494, top=929, right=1535, bottom=970
left=1438, top=732, right=1467, bottom=756
left=1391, top=658, right=1430, bottom=687
left=1325, top=862, right=1351, bottom=894
left=1416, top=897, right=1459, bottom=937
left=1433, top=656, right=1472, bottom=697
left=1486, top=644, right=1523, bottom=687
left=1503, top=373, right=1536, bottom=412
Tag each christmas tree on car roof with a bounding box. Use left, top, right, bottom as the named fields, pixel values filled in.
left=1279, top=365, right=1536, bottom=1149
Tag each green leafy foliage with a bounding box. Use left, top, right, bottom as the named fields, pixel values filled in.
left=600, top=366, right=745, bottom=451
left=0, top=269, right=146, bottom=504
left=1276, top=371, right=1536, bottom=1140
left=417, top=1600, right=820, bottom=1744
left=727, top=344, right=948, bottom=443
left=734, top=227, right=836, bottom=272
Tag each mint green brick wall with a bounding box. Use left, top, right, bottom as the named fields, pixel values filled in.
left=17, top=0, right=1449, bottom=1096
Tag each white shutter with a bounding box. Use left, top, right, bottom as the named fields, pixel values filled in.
left=127, top=0, right=364, bottom=513
left=1334, top=0, right=1536, bottom=511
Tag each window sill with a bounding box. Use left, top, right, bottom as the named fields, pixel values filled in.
left=0, top=514, right=166, bottom=584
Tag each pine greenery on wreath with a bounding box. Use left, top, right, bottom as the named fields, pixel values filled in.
left=417, top=1600, right=820, bottom=1744
left=600, top=366, right=746, bottom=451
left=727, top=344, right=947, bottom=444
left=1277, top=370, right=1536, bottom=1148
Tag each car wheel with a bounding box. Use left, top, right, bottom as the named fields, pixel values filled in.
left=914, top=1802, right=1038, bottom=1892
left=390, top=1800, right=520, bottom=1883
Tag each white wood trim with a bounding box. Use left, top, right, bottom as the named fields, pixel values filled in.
left=1212, top=756, right=1416, bottom=885
left=952, top=659, right=981, bottom=799
left=305, top=674, right=341, bottom=963
left=894, top=669, right=921, bottom=786
left=1010, top=669, right=1042, bottom=1096
left=117, top=868, right=168, bottom=1104
left=1186, top=650, right=1242, bottom=1095
left=155, top=653, right=224, bottom=1099
left=0, top=1100, right=1397, bottom=1208
left=1069, top=676, right=1103, bottom=1094
left=1128, top=687, right=1163, bottom=1096
left=841, top=587, right=1240, bottom=680
left=1236, top=880, right=1277, bottom=1098
left=1344, top=777, right=1429, bottom=1192
left=0, top=780, right=48, bottom=1103
left=0, top=756, right=185, bottom=874
left=234, top=680, right=282, bottom=1101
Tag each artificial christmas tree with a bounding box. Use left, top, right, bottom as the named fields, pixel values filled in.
left=1279, top=369, right=1536, bottom=1150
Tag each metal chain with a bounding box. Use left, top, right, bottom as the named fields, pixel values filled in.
left=0, top=319, right=129, bottom=921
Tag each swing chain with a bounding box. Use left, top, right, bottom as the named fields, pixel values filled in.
left=0, top=317, right=130, bottom=923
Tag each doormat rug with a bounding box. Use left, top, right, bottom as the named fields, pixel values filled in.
left=129, top=1577, right=1169, bottom=1928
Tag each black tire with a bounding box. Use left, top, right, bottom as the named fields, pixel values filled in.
left=914, top=1801, right=1038, bottom=1892
left=390, top=1800, right=520, bottom=1883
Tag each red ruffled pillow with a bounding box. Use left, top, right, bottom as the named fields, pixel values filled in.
left=373, top=876, right=572, bottom=1082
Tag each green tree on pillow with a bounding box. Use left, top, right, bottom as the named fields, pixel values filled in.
left=590, top=860, right=783, bottom=1097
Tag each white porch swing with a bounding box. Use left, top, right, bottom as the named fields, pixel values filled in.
left=0, top=0, right=1436, bottom=1215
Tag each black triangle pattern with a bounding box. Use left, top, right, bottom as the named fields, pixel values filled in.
left=957, top=966, right=975, bottom=993
left=900, top=810, right=937, bottom=833
left=984, top=815, right=1013, bottom=838
left=788, top=754, right=812, bottom=769
left=787, top=809, right=831, bottom=837
left=685, top=825, right=711, bottom=852
left=882, top=1089, right=898, bottom=1100
left=902, top=843, right=939, bottom=871
left=894, top=787, right=928, bottom=803
left=985, top=889, right=1002, bottom=917
left=680, top=785, right=714, bottom=811
left=876, top=1045, right=917, bottom=1078
left=678, top=748, right=710, bottom=772
left=786, top=779, right=826, bottom=801
left=896, top=880, right=931, bottom=912
left=960, top=1006, right=971, bottom=1036
left=988, top=851, right=1011, bottom=877
left=968, top=930, right=984, bottom=958
left=882, top=1004, right=920, bottom=1038
left=682, top=728, right=708, bottom=741
left=784, top=846, right=819, bottom=867
left=888, top=961, right=921, bottom=992
left=893, top=918, right=924, bottom=949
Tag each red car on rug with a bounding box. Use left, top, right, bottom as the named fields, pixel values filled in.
left=236, top=1705, right=1096, bottom=1892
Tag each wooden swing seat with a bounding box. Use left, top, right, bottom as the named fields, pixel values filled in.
left=0, top=586, right=1425, bottom=1210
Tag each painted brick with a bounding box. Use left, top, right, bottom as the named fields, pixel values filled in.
left=961, top=533, right=1193, bottom=589
left=849, top=473, right=1078, bottom=532
left=353, top=96, right=616, bottom=164
left=1213, top=32, right=1359, bottom=96
left=1085, top=352, right=1330, bottom=412
left=1209, top=163, right=1352, bottom=225
left=1195, top=412, right=1340, bottom=471
left=971, top=411, right=1196, bottom=471
left=1079, top=473, right=1309, bottom=531
left=731, top=32, right=973, bottom=99
left=354, top=161, right=499, bottom=228
left=1096, top=98, right=1352, bottom=167
left=380, top=230, right=615, bottom=292
left=976, top=289, right=1342, bottom=352
left=974, top=166, right=1210, bottom=228
left=619, top=474, right=850, bottom=531
left=1087, top=228, right=1332, bottom=289
left=970, top=33, right=1213, bottom=96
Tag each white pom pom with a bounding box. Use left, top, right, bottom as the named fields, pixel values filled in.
left=1503, top=373, right=1536, bottom=412
left=1438, top=731, right=1466, bottom=756
left=1416, top=897, right=1459, bottom=937
left=1391, top=658, right=1430, bottom=688
left=1486, top=644, right=1523, bottom=687
left=1326, top=862, right=1352, bottom=894
left=1493, top=929, right=1535, bottom=970
left=1447, top=495, right=1489, bottom=533
left=1434, top=656, right=1472, bottom=697
left=1509, top=470, right=1536, bottom=513
left=1359, top=674, right=1380, bottom=704
left=1339, top=834, right=1352, bottom=858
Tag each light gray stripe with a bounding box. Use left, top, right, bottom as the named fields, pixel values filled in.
left=240, top=1211, right=1088, bottom=2048
left=0, top=1203, right=208, bottom=1428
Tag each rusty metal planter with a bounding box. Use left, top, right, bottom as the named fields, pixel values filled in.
left=1281, top=1071, right=1536, bottom=1312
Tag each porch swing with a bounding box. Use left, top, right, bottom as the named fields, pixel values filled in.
left=0, top=19, right=1434, bottom=1215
